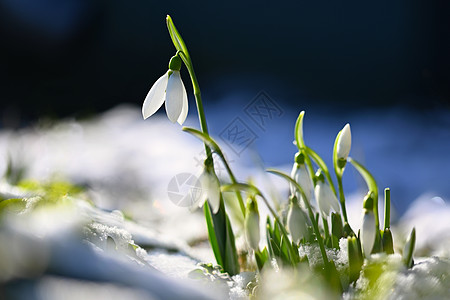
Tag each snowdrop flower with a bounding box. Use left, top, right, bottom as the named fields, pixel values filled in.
left=290, top=152, right=314, bottom=203
left=197, top=168, right=221, bottom=214
left=336, top=124, right=351, bottom=161
left=142, top=54, right=188, bottom=124
left=245, top=197, right=260, bottom=250
left=314, top=171, right=340, bottom=217
left=360, top=192, right=376, bottom=257
left=287, top=196, right=308, bottom=244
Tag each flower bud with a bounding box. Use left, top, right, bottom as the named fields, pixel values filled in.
left=360, top=210, right=376, bottom=257
left=336, top=123, right=351, bottom=162
left=245, top=197, right=260, bottom=250
left=199, top=170, right=221, bottom=214
left=287, top=196, right=308, bottom=244
left=290, top=152, right=314, bottom=202
left=314, top=171, right=340, bottom=217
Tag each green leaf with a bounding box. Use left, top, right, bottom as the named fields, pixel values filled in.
left=224, top=213, right=240, bottom=275
left=402, top=227, right=416, bottom=269
left=280, top=234, right=292, bottom=265
left=348, top=236, right=363, bottom=283
left=255, top=247, right=269, bottom=271
left=381, top=228, right=394, bottom=255
left=384, top=188, right=391, bottom=230
left=204, top=203, right=223, bottom=267
left=182, top=127, right=221, bottom=154
left=0, top=198, right=27, bottom=216
left=221, top=183, right=260, bottom=196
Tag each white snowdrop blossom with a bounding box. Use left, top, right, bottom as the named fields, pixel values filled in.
left=290, top=161, right=314, bottom=203
left=314, top=179, right=340, bottom=217
left=336, top=123, right=352, bottom=161
left=245, top=197, right=260, bottom=250
left=142, top=55, right=188, bottom=124
left=287, top=199, right=308, bottom=244
left=198, top=170, right=221, bottom=214
left=361, top=210, right=376, bottom=257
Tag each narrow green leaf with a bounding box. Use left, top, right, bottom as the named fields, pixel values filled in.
left=255, top=247, right=269, bottom=271
left=381, top=228, right=394, bottom=255
left=224, top=213, right=240, bottom=275
left=204, top=203, right=223, bottom=266
left=403, top=227, right=416, bottom=269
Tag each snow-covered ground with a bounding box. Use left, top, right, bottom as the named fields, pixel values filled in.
left=0, top=104, right=449, bottom=299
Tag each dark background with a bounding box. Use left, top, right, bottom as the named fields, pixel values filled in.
left=0, top=0, right=449, bottom=126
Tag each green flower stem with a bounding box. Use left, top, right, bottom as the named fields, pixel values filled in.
left=167, top=17, right=246, bottom=218
left=294, top=112, right=316, bottom=183
left=166, top=16, right=241, bottom=275
left=182, top=127, right=246, bottom=216
left=336, top=174, right=349, bottom=224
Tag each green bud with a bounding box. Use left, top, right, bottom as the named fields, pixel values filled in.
left=294, top=152, right=305, bottom=165
left=314, top=169, right=325, bottom=183
left=168, top=54, right=182, bottom=71
left=363, top=192, right=374, bottom=211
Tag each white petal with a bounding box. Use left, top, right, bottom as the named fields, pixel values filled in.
left=326, top=184, right=340, bottom=213
left=245, top=210, right=260, bottom=250
left=295, top=164, right=314, bottom=202
left=287, top=203, right=308, bottom=243
left=315, top=182, right=330, bottom=216
left=142, top=72, right=168, bottom=119
left=361, top=211, right=376, bottom=256
left=337, top=123, right=352, bottom=160
left=165, top=71, right=184, bottom=123
left=176, top=78, right=188, bottom=125
left=200, top=171, right=221, bottom=214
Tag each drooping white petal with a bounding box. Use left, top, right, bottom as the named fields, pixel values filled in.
left=337, top=123, right=352, bottom=160
left=287, top=202, right=308, bottom=244
left=176, top=78, right=188, bottom=125
left=245, top=209, right=260, bottom=250
left=361, top=211, right=376, bottom=257
left=199, top=171, right=221, bottom=214
left=142, top=72, right=169, bottom=119
left=164, top=71, right=184, bottom=123
left=315, top=181, right=340, bottom=217
left=293, top=163, right=314, bottom=202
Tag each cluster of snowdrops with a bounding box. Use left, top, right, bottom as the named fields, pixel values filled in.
left=141, top=15, right=417, bottom=297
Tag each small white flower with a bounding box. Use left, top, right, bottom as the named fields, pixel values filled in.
left=245, top=198, right=260, bottom=250
left=315, top=179, right=340, bottom=217
left=360, top=210, right=376, bottom=257
left=142, top=70, right=188, bottom=125
left=287, top=200, right=308, bottom=244
left=198, top=170, right=221, bottom=214
left=336, top=123, right=352, bottom=161
left=290, top=161, right=314, bottom=203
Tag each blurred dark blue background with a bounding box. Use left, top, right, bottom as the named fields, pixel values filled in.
left=0, top=0, right=449, bottom=124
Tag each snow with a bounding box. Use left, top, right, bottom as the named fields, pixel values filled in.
left=0, top=105, right=449, bottom=299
